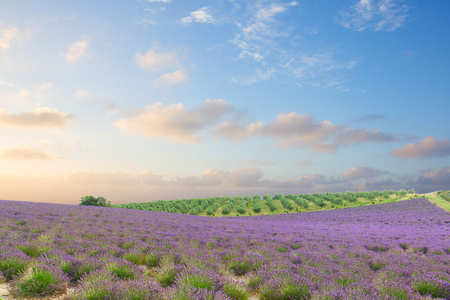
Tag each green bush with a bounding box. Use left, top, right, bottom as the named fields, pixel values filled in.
left=79, top=195, right=111, bottom=207
left=223, top=283, right=249, bottom=300
left=12, top=265, right=68, bottom=298
left=0, top=256, right=28, bottom=281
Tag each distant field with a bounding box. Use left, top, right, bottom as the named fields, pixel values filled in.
left=114, top=189, right=430, bottom=216
left=1, top=197, right=449, bottom=299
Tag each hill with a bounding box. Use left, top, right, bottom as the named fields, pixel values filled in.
left=113, top=189, right=424, bottom=216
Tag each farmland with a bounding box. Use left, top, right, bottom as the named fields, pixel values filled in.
left=1, top=195, right=450, bottom=299
left=113, top=190, right=418, bottom=216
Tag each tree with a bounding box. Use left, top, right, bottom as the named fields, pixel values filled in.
left=80, top=195, right=111, bottom=207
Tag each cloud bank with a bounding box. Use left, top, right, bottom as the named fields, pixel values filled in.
left=0, top=108, right=71, bottom=128
left=212, top=111, right=398, bottom=153
left=390, top=136, right=450, bottom=159
left=115, top=99, right=234, bottom=143
left=1, top=144, right=61, bottom=160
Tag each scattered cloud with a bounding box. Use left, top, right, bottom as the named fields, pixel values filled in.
left=134, top=45, right=188, bottom=85
left=154, top=70, right=188, bottom=86
left=1, top=144, right=62, bottom=160
left=226, top=1, right=357, bottom=89
left=0, top=26, right=19, bottom=50
left=390, top=136, right=450, bottom=159
left=61, top=38, right=89, bottom=64
left=147, top=0, right=171, bottom=2
left=230, top=1, right=297, bottom=63
left=213, top=112, right=337, bottom=144
left=0, top=107, right=72, bottom=128
left=338, top=0, right=409, bottom=32
left=335, top=128, right=395, bottom=145
left=295, top=160, right=312, bottom=166
left=0, top=82, right=55, bottom=108
left=343, top=166, right=387, bottom=179
left=290, top=52, right=358, bottom=89
left=180, top=7, right=216, bottom=24
left=134, top=45, right=181, bottom=72
left=115, top=99, right=234, bottom=143
left=412, top=166, right=450, bottom=192
left=213, top=110, right=398, bottom=152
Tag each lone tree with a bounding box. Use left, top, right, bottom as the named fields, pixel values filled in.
left=80, top=195, right=111, bottom=207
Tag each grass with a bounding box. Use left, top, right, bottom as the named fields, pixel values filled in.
left=422, top=191, right=450, bottom=212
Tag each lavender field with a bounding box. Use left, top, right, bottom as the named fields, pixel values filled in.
left=1, top=198, right=450, bottom=300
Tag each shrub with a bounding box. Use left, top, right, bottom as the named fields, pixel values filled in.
left=223, top=282, right=249, bottom=300
left=12, top=265, right=68, bottom=298
left=229, top=261, right=252, bottom=276
left=412, top=277, right=450, bottom=299
left=176, top=270, right=216, bottom=292
left=70, top=270, right=119, bottom=300
left=79, top=195, right=111, bottom=207
left=368, top=260, right=386, bottom=271
left=71, top=257, right=104, bottom=282
left=145, top=253, right=161, bottom=268
left=156, top=265, right=183, bottom=287
left=105, top=260, right=139, bottom=280
left=0, top=250, right=29, bottom=281
left=247, top=275, right=263, bottom=290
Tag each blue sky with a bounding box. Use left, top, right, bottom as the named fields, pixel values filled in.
left=0, top=0, right=449, bottom=204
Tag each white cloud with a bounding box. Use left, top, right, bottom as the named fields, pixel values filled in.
left=134, top=44, right=189, bottom=86
left=413, top=166, right=450, bottom=193
left=154, top=70, right=187, bottom=86
left=115, top=99, right=234, bottom=143
left=0, top=107, right=71, bottom=128
left=180, top=7, right=216, bottom=24
left=335, top=128, right=395, bottom=145
left=343, top=166, right=386, bottom=179
left=390, top=136, right=450, bottom=159
left=0, top=26, right=19, bottom=50
left=228, top=1, right=356, bottom=90
left=147, top=0, right=171, bottom=2
left=338, top=0, right=408, bottom=32
left=212, top=110, right=398, bottom=153
left=1, top=144, right=63, bottom=160
left=61, top=39, right=89, bottom=64
left=212, top=112, right=339, bottom=152
left=134, top=46, right=180, bottom=72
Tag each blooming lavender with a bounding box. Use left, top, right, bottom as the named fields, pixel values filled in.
left=0, top=197, right=449, bottom=299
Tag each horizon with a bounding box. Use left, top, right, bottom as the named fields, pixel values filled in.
left=1, top=0, right=449, bottom=205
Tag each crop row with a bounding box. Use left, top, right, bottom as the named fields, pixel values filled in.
left=0, top=198, right=449, bottom=299
left=437, top=190, right=450, bottom=203
left=113, top=189, right=416, bottom=216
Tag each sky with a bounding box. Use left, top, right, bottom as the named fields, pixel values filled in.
left=0, top=0, right=449, bottom=205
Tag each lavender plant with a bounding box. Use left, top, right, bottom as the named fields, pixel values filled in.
left=0, top=197, right=449, bottom=299
left=11, top=264, right=68, bottom=298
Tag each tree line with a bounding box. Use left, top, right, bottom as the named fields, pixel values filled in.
left=113, top=189, right=416, bottom=216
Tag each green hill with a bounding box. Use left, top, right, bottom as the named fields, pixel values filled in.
left=112, top=189, right=450, bottom=216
